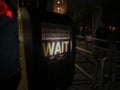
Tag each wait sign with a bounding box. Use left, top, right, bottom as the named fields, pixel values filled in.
left=41, top=23, right=72, bottom=60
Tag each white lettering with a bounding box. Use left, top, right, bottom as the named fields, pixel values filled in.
left=42, top=41, right=69, bottom=56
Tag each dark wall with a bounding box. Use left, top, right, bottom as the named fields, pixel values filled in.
left=102, top=0, right=120, bottom=24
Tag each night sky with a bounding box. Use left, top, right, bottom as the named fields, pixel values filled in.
left=47, top=0, right=102, bottom=11
left=67, top=0, right=101, bottom=9
left=5, top=0, right=120, bottom=24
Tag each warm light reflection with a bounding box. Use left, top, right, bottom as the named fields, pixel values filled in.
left=111, top=26, right=116, bottom=32
left=108, top=25, right=117, bottom=32
left=53, top=0, right=67, bottom=14
left=57, top=1, right=60, bottom=4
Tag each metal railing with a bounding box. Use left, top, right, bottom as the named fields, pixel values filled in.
left=71, top=35, right=120, bottom=90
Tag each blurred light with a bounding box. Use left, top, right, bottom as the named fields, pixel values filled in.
left=108, top=25, right=112, bottom=30
left=53, top=0, right=67, bottom=14
left=0, top=1, right=13, bottom=18
left=0, top=1, right=8, bottom=14
left=58, top=7, right=60, bottom=10
left=111, top=26, right=116, bottom=32
left=6, top=10, right=13, bottom=18
left=57, top=0, right=60, bottom=4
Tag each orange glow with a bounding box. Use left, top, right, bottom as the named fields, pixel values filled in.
left=53, top=0, right=67, bottom=14
left=108, top=25, right=116, bottom=32
left=111, top=26, right=116, bottom=32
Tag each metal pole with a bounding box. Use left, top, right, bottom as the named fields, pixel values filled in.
left=99, top=57, right=106, bottom=90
